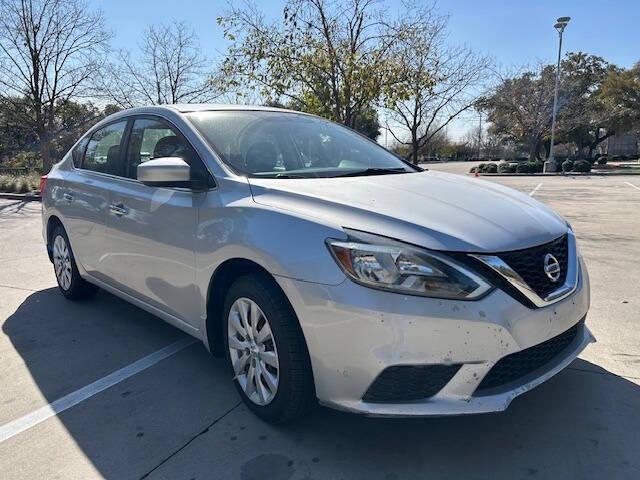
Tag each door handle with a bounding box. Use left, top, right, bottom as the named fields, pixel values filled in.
left=63, top=193, right=74, bottom=202
left=109, top=203, right=128, bottom=216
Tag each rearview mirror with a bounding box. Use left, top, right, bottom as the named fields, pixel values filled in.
left=137, top=157, right=191, bottom=188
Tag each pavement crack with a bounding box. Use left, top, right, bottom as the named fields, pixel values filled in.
left=0, top=283, right=41, bottom=293
left=138, top=401, right=242, bottom=480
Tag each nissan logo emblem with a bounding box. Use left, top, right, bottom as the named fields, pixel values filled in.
left=543, top=253, right=561, bottom=282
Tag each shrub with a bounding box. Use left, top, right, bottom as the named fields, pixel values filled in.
left=527, top=161, right=544, bottom=173
left=17, top=178, right=30, bottom=193
left=0, top=173, right=40, bottom=193
left=514, top=163, right=529, bottom=173
left=597, top=157, right=608, bottom=165
left=498, top=162, right=515, bottom=173
left=573, top=159, right=591, bottom=172
left=0, top=176, right=10, bottom=192
left=483, top=163, right=498, bottom=173
left=470, top=163, right=499, bottom=174
left=561, top=160, right=574, bottom=172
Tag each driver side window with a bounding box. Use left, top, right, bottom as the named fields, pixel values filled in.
left=125, top=118, right=200, bottom=180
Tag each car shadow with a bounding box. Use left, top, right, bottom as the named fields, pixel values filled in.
left=2, top=287, right=639, bottom=479
left=279, top=360, right=639, bottom=479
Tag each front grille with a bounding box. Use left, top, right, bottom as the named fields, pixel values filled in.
left=363, top=364, right=462, bottom=403
left=476, top=321, right=581, bottom=393
left=498, top=234, right=568, bottom=299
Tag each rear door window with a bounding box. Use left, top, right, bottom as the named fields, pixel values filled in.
left=72, top=137, right=89, bottom=168
left=82, top=121, right=127, bottom=176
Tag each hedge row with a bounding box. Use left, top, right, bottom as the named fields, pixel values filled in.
left=561, top=159, right=592, bottom=173
left=470, top=159, right=596, bottom=174
left=0, top=174, right=40, bottom=193
left=470, top=161, right=544, bottom=174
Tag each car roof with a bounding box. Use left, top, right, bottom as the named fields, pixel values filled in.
left=90, top=104, right=315, bottom=133
left=116, top=104, right=311, bottom=116
left=166, top=104, right=307, bottom=114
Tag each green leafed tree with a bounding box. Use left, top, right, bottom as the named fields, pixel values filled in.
left=554, top=52, right=617, bottom=157
left=216, top=0, right=419, bottom=136
left=597, top=62, right=640, bottom=137
left=0, top=97, right=119, bottom=167
left=482, top=53, right=640, bottom=161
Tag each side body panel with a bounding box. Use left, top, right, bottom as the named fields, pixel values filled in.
left=56, top=167, right=111, bottom=276
left=102, top=176, right=202, bottom=327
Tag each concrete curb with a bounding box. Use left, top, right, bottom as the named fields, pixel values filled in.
left=0, top=192, right=41, bottom=201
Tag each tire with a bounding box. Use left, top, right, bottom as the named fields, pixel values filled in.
left=223, top=273, right=316, bottom=423
left=51, top=225, right=98, bottom=300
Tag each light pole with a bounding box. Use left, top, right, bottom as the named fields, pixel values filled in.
left=547, top=16, right=570, bottom=172
left=477, top=111, right=482, bottom=160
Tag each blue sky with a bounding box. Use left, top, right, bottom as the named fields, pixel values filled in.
left=90, top=0, right=639, bottom=68
left=88, top=0, right=640, bottom=139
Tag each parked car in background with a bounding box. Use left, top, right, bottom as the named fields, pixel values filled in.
left=41, top=105, right=593, bottom=423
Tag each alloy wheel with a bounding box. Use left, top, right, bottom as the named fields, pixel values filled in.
left=227, top=297, right=279, bottom=406
left=53, top=235, right=72, bottom=291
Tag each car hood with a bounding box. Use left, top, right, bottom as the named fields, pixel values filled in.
left=247, top=170, right=567, bottom=253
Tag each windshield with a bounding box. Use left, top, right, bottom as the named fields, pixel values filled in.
left=186, top=110, right=418, bottom=178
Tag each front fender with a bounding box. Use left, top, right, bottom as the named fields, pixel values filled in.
left=195, top=200, right=347, bottom=286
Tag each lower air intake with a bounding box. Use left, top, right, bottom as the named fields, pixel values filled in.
left=363, top=364, right=461, bottom=403
left=476, top=321, right=581, bottom=393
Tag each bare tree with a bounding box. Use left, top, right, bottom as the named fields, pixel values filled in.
left=383, top=8, right=490, bottom=164
left=99, top=21, right=219, bottom=108
left=0, top=0, right=110, bottom=171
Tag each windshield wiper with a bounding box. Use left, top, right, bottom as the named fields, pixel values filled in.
left=333, top=167, right=411, bottom=178
left=274, top=173, right=308, bottom=179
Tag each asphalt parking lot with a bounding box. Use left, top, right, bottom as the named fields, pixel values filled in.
left=1, top=170, right=639, bottom=480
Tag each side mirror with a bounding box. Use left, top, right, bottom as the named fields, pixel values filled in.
left=137, top=157, right=191, bottom=188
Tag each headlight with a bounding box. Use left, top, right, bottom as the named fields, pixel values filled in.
left=326, top=230, right=493, bottom=300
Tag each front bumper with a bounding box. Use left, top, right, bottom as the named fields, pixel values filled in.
left=276, top=256, right=593, bottom=417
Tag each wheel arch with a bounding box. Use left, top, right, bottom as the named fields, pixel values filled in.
left=45, top=215, right=65, bottom=262
left=205, top=258, right=280, bottom=356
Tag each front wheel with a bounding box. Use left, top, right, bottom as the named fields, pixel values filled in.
left=223, top=273, right=315, bottom=423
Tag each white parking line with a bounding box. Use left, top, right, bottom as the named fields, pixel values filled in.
left=0, top=337, right=197, bottom=444
left=529, top=183, right=543, bottom=196
left=624, top=181, right=640, bottom=191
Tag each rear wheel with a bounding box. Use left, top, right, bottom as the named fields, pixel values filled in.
left=223, top=273, right=315, bottom=423
left=51, top=226, right=98, bottom=300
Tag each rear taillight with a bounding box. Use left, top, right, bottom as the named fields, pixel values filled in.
left=39, top=175, right=48, bottom=195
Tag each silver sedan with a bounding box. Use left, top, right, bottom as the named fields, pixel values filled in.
left=41, top=105, right=593, bottom=423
